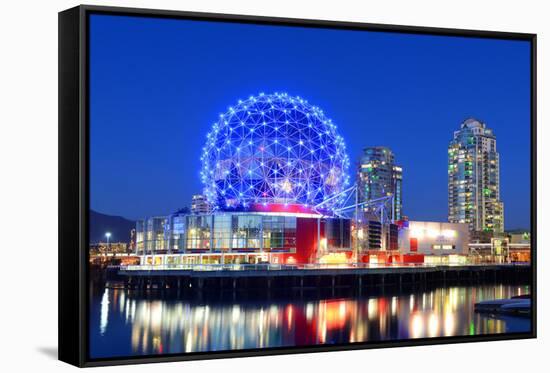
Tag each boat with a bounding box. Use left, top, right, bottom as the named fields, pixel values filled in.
left=500, top=300, right=531, bottom=316
left=474, top=296, right=531, bottom=317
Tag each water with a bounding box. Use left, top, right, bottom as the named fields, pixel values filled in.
left=89, top=283, right=531, bottom=359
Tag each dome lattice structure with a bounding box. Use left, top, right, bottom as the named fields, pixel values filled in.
left=200, top=92, right=350, bottom=212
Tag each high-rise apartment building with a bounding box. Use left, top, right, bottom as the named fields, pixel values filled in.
left=448, top=118, right=504, bottom=233
left=191, top=194, right=211, bottom=214
left=357, top=147, right=403, bottom=222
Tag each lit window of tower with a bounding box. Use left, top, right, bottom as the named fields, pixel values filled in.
left=357, top=146, right=403, bottom=222
left=448, top=118, right=504, bottom=233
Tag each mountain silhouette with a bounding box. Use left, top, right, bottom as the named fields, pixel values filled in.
left=89, top=210, right=136, bottom=244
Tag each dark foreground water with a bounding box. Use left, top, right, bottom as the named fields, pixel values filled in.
left=89, top=283, right=531, bottom=359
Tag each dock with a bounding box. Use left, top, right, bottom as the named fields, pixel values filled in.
left=115, top=264, right=531, bottom=292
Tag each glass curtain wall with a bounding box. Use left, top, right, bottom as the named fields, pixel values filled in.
left=186, top=215, right=212, bottom=249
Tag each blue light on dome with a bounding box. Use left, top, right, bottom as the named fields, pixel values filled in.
left=200, top=92, right=350, bottom=211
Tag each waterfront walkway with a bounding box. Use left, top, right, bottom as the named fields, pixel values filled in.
left=119, top=263, right=528, bottom=278
left=116, top=263, right=531, bottom=291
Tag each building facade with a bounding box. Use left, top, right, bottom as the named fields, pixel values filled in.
left=507, top=232, right=531, bottom=263
left=357, top=147, right=403, bottom=222
left=135, top=210, right=351, bottom=265
left=135, top=217, right=168, bottom=254
left=398, top=220, right=470, bottom=256
left=355, top=218, right=399, bottom=252
left=448, top=118, right=504, bottom=233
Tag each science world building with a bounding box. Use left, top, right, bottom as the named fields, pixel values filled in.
left=136, top=93, right=353, bottom=266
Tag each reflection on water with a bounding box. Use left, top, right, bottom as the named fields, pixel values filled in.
left=89, top=284, right=531, bottom=358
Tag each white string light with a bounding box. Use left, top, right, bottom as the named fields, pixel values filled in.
left=200, top=92, right=350, bottom=212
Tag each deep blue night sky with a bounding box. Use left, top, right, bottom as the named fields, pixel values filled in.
left=89, top=14, right=531, bottom=228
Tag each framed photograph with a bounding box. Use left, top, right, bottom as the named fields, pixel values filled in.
left=59, top=5, right=536, bottom=367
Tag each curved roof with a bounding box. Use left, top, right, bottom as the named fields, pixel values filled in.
left=461, top=118, right=485, bottom=129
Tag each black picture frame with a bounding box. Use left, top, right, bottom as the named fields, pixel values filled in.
left=58, top=4, right=537, bottom=367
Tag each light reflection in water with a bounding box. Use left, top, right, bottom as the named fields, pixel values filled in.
left=90, top=284, right=531, bottom=358
left=99, top=288, right=109, bottom=335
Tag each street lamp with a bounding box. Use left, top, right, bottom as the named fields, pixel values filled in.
left=105, top=232, right=111, bottom=254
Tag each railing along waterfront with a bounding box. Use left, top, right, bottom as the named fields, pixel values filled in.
left=119, top=262, right=529, bottom=272
left=122, top=263, right=297, bottom=272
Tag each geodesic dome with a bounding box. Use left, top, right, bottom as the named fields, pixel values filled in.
left=200, top=92, right=350, bottom=212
